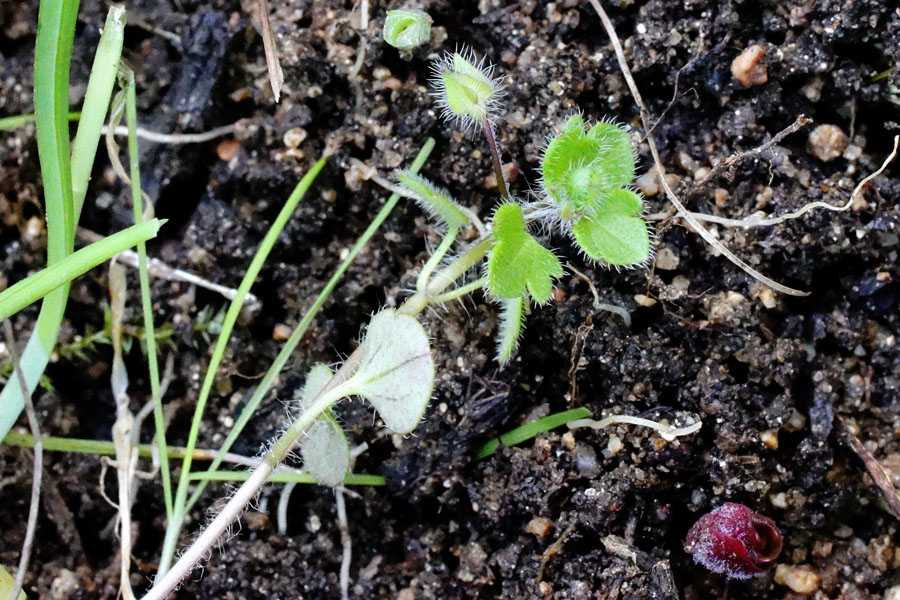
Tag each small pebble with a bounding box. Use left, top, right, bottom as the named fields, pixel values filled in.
left=714, top=188, right=728, bottom=206
left=758, top=286, right=777, bottom=309
left=634, top=294, right=657, bottom=307
left=215, top=138, right=241, bottom=161
left=808, top=124, right=848, bottom=162
left=273, top=323, right=292, bottom=341
left=635, top=170, right=660, bottom=196
left=731, top=44, right=768, bottom=88
left=607, top=434, right=624, bottom=455
left=655, top=247, right=680, bottom=271
left=774, top=564, right=820, bottom=595
left=283, top=127, right=308, bottom=149
left=885, top=585, right=900, bottom=600
left=760, top=429, right=779, bottom=449
left=526, top=516, right=554, bottom=538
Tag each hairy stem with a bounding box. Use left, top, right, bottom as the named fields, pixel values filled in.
left=140, top=382, right=354, bottom=600
left=483, top=121, right=509, bottom=201
left=416, top=227, right=458, bottom=294
left=428, top=276, right=487, bottom=305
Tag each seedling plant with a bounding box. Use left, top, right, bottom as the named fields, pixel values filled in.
left=1, top=3, right=652, bottom=597
left=141, top=45, right=652, bottom=599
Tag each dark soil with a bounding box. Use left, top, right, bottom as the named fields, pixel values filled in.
left=2, top=0, right=900, bottom=598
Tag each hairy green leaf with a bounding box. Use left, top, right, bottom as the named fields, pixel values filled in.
left=541, top=115, right=635, bottom=216
left=396, top=170, right=468, bottom=229
left=571, top=188, right=650, bottom=266
left=496, top=295, right=525, bottom=364
left=487, top=203, right=562, bottom=302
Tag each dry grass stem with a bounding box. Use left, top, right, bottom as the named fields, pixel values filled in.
left=589, top=0, right=809, bottom=296
left=3, top=320, right=41, bottom=600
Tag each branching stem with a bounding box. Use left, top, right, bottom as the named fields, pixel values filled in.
left=428, top=277, right=487, bottom=305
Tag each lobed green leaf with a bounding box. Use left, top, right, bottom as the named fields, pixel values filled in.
left=487, top=203, right=562, bottom=302
left=571, top=188, right=650, bottom=266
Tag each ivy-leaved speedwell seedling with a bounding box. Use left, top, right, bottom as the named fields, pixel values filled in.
left=141, top=40, right=654, bottom=600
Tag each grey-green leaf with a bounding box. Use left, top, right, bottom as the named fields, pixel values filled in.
left=352, top=309, right=434, bottom=434
left=299, top=363, right=334, bottom=406
left=300, top=411, right=350, bottom=487
left=298, top=364, right=350, bottom=487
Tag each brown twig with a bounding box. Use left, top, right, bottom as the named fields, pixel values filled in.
left=4, top=320, right=41, bottom=600
left=685, top=115, right=813, bottom=195
left=254, top=0, right=284, bottom=102
left=834, top=418, right=900, bottom=522
left=484, top=121, right=509, bottom=201
left=588, top=0, right=809, bottom=297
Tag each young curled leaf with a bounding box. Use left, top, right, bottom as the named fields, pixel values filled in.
left=383, top=10, right=432, bottom=51
left=541, top=114, right=635, bottom=216
left=351, top=309, right=433, bottom=434
left=430, top=49, right=503, bottom=131
left=396, top=170, right=468, bottom=230
left=487, top=203, right=563, bottom=303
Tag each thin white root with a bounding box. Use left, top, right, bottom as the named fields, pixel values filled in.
left=277, top=482, right=296, bottom=535
left=4, top=320, right=42, bottom=600
left=336, top=488, right=352, bottom=600
left=101, top=122, right=238, bottom=145
left=77, top=227, right=261, bottom=311
left=589, top=0, right=809, bottom=297
left=567, top=263, right=631, bottom=326
left=646, top=135, right=900, bottom=228
left=568, top=414, right=702, bottom=442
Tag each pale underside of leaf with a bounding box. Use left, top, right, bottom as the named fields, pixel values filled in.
left=298, top=364, right=350, bottom=487
left=300, top=411, right=350, bottom=487
left=351, top=309, right=434, bottom=434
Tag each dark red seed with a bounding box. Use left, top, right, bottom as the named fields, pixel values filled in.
left=684, top=502, right=783, bottom=579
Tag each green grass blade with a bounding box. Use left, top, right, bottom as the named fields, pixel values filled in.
left=476, top=407, right=593, bottom=459
left=0, top=112, right=80, bottom=131
left=183, top=137, right=436, bottom=513
left=0, top=220, right=165, bottom=321
left=0, top=0, right=81, bottom=440
left=122, top=68, right=174, bottom=520
left=71, top=6, right=125, bottom=216
left=158, top=157, right=329, bottom=576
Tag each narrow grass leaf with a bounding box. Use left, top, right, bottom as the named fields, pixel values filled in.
left=0, top=220, right=164, bottom=321
left=182, top=139, right=434, bottom=515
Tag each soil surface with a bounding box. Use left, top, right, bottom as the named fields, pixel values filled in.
left=2, top=0, right=900, bottom=598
